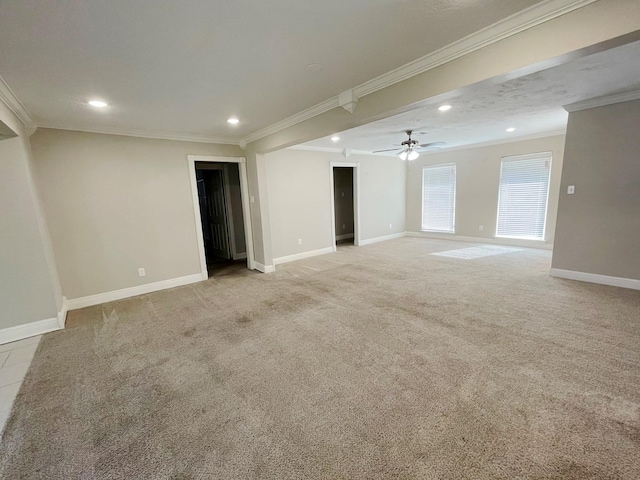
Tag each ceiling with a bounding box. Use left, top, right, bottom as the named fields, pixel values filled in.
left=298, top=40, right=640, bottom=155
left=0, top=0, right=543, bottom=142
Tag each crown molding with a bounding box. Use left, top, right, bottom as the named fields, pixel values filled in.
left=240, top=0, right=597, bottom=147
left=287, top=145, right=371, bottom=156
left=414, top=129, right=568, bottom=156
left=241, top=96, right=340, bottom=146
left=38, top=123, right=241, bottom=145
left=563, top=89, right=640, bottom=112
left=0, top=74, right=36, bottom=132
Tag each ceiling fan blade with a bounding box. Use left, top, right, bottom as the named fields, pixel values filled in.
left=418, top=141, right=446, bottom=148
left=372, top=148, right=404, bottom=153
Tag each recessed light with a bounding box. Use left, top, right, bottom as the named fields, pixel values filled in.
left=506, top=127, right=516, bottom=132
left=88, top=100, right=108, bottom=108
left=331, top=136, right=340, bottom=142
left=438, top=105, right=452, bottom=112
left=227, top=118, right=240, bottom=125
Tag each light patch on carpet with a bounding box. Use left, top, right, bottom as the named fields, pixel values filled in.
left=431, top=245, right=523, bottom=259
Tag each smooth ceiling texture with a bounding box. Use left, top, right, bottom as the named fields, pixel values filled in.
left=299, top=40, right=640, bottom=153
left=0, top=0, right=542, bottom=140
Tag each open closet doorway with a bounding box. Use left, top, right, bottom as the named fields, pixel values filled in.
left=188, top=155, right=255, bottom=278
left=330, top=162, right=360, bottom=250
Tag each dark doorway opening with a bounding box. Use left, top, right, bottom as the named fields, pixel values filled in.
left=195, top=162, right=247, bottom=276
left=333, top=167, right=355, bottom=247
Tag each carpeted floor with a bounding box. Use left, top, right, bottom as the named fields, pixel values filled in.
left=1, top=238, right=639, bottom=479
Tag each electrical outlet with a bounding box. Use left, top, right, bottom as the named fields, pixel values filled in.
left=389, top=224, right=392, bottom=229
left=250, top=195, right=255, bottom=203
left=479, top=225, right=484, bottom=231
left=138, top=267, right=146, bottom=277
left=297, top=238, right=302, bottom=245
left=342, top=224, right=346, bottom=230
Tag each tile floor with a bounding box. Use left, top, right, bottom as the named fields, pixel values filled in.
left=0, top=335, right=40, bottom=434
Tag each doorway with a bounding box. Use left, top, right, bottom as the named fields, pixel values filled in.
left=330, top=162, right=360, bottom=250
left=333, top=167, right=355, bottom=246
left=188, top=155, right=255, bottom=278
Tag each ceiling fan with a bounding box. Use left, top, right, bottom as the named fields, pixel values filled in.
left=373, top=130, right=445, bottom=160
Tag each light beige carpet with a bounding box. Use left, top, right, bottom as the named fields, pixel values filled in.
left=1, top=238, right=639, bottom=479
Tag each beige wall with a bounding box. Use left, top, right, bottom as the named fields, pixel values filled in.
left=552, top=99, right=640, bottom=280
left=30, top=128, right=244, bottom=299
left=265, top=149, right=405, bottom=260
left=406, top=135, right=565, bottom=245
left=0, top=106, right=61, bottom=329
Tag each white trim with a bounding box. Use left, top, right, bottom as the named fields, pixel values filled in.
left=254, top=262, right=275, bottom=274
left=287, top=145, right=372, bottom=156
left=336, top=234, right=354, bottom=241
left=241, top=97, right=340, bottom=146
left=564, top=89, right=640, bottom=112
left=417, top=130, right=567, bottom=156
left=39, top=124, right=240, bottom=145
left=406, top=231, right=553, bottom=250
left=0, top=75, right=36, bottom=132
left=240, top=0, right=595, bottom=146
left=0, top=318, right=60, bottom=346
left=57, top=296, right=68, bottom=329
left=330, top=162, right=361, bottom=251
left=550, top=268, right=640, bottom=290
left=273, top=247, right=335, bottom=266
left=359, top=232, right=406, bottom=246
left=187, top=155, right=256, bottom=274
left=66, top=273, right=204, bottom=311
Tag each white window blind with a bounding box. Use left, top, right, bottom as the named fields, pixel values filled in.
left=422, top=164, right=456, bottom=233
left=496, top=153, right=552, bottom=240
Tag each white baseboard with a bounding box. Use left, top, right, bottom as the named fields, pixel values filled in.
left=233, top=252, right=247, bottom=260
left=66, top=273, right=205, bottom=310
left=550, top=268, right=640, bottom=291
left=254, top=262, right=275, bottom=273
left=405, top=231, right=553, bottom=250
left=359, top=232, right=406, bottom=246
left=336, top=233, right=354, bottom=241
left=273, top=246, right=335, bottom=266
left=0, top=317, right=61, bottom=345
left=57, top=296, right=68, bottom=328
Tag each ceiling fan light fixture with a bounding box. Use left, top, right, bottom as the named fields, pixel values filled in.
left=398, top=150, right=409, bottom=161
left=408, top=150, right=420, bottom=161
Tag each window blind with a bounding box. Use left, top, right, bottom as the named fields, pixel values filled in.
left=422, top=164, right=456, bottom=233
left=496, top=153, right=551, bottom=240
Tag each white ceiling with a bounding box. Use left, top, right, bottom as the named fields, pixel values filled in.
left=0, top=0, right=543, bottom=141
left=299, top=40, right=640, bottom=154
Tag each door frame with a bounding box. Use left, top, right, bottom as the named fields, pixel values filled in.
left=188, top=155, right=256, bottom=277
left=329, top=162, right=360, bottom=251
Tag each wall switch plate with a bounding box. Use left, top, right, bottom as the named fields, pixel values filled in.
left=479, top=225, right=484, bottom=231
left=297, top=238, right=302, bottom=245
left=342, top=224, right=345, bottom=230
left=138, top=268, right=146, bottom=277
left=250, top=195, right=255, bottom=203
left=567, top=185, right=575, bottom=194
left=389, top=224, right=392, bottom=229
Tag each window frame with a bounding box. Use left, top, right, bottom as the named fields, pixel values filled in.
left=495, top=152, right=552, bottom=242
left=421, top=163, right=457, bottom=234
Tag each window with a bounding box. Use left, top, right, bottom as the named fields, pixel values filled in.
left=422, top=164, right=456, bottom=233
left=496, top=153, right=552, bottom=240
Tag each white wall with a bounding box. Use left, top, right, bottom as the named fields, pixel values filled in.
left=265, top=149, right=405, bottom=261
left=30, top=128, right=245, bottom=300
left=552, top=99, right=640, bottom=280
left=406, top=134, right=565, bottom=246
left=0, top=106, right=61, bottom=331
